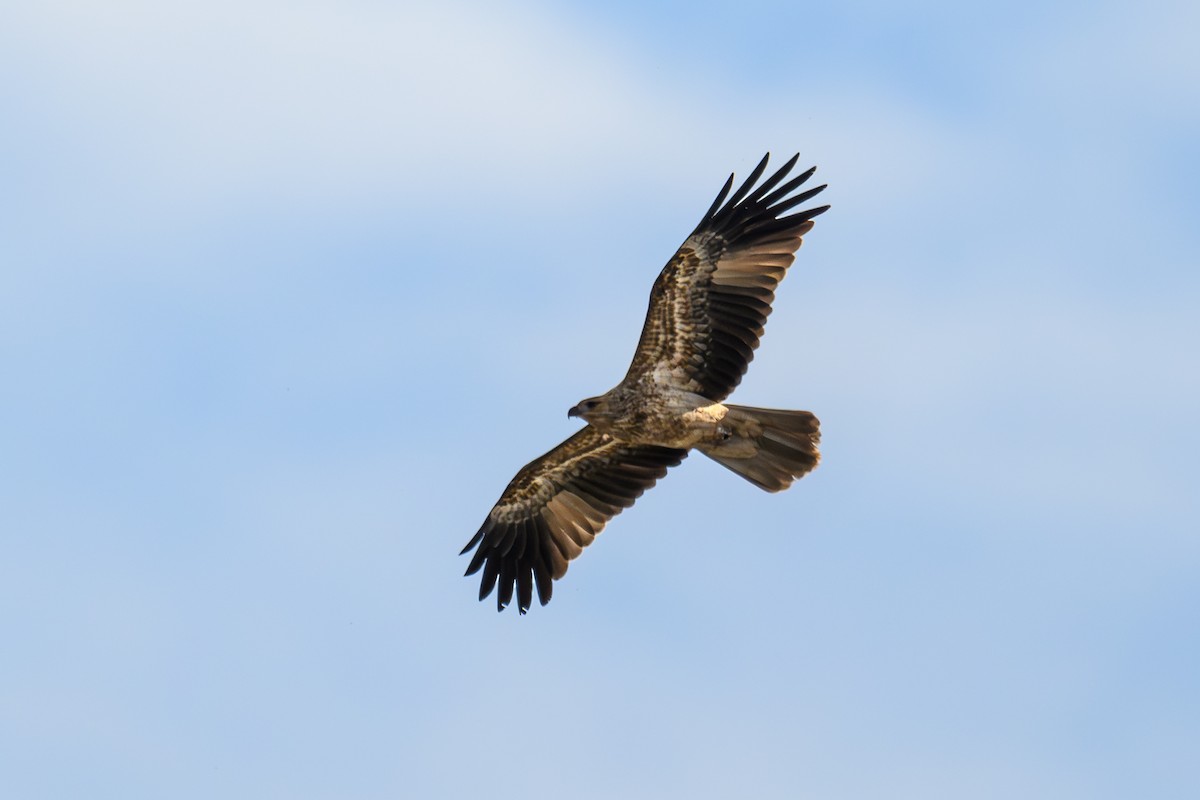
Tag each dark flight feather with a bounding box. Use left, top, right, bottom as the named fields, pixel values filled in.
left=462, top=426, right=685, bottom=613
left=627, top=153, right=829, bottom=401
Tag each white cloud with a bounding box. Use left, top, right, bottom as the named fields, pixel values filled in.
left=3, top=0, right=704, bottom=205
left=2, top=0, right=1011, bottom=224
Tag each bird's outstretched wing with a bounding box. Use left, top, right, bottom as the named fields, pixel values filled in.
left=461, top=427, right=686, bottom=613
left=627, top=153, right=829, bottom=401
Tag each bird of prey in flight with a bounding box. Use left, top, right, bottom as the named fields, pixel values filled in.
left=461, top=153, right=829, bottom=613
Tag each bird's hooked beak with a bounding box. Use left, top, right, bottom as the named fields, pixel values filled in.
left=569, top=397, right=603, bottom=420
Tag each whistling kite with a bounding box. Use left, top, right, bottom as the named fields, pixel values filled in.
left=462, top=154, right=828, bottom=613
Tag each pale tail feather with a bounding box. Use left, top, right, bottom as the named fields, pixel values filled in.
left=697, top=405, right=820, bottom=492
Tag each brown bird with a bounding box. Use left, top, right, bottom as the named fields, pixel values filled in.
left=461, top=153, right=829, bottom=613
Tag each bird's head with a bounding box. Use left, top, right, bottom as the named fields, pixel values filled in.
left=568, top=396, right=609, bottom=424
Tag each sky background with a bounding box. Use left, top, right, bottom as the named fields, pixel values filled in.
left=2, top=0, right=1198, bottom=797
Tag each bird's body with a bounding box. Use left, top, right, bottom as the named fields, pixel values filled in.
left=572, top=383, right=718, bottom=449
left=462, top=153, right=829, bottom=613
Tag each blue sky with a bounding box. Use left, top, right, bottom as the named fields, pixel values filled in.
left=2, top=0, right=1198, bottom=797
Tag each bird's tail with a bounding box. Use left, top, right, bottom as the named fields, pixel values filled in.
left=696, top=405, right=820, bottom=492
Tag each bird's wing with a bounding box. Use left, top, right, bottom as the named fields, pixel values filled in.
left=461, top=426, right=686, bottom=613
left=627, top=153, right=829, bottom=401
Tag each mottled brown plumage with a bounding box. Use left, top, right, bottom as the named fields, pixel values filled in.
left=462, top=153, right=829, bottom=613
